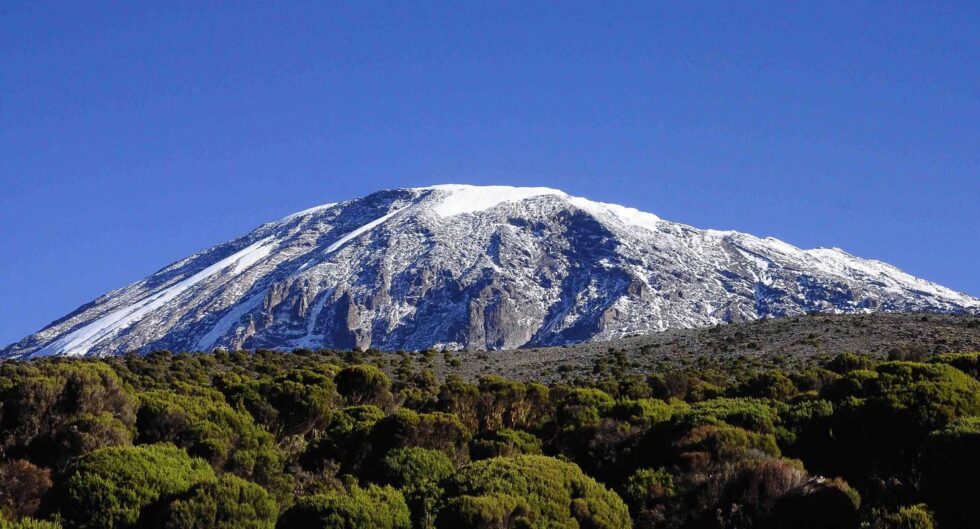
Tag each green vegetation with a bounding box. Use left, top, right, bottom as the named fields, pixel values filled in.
left=0, top=346, right=976, bottom=528
left=60, top=444, right=215, bottom=529
left=438, top=454, right=630, bottom=529
left=276, top=483, right=410, bottom=529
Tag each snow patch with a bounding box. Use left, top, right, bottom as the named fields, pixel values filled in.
left=325, top=207, right=407, bottom=253
left=424, top=184, right=663, bottom=233
left=196, top=290, right=266, bottom=350
left=566, top=196, right=662, bottom=232
left=298, top=206, right=408, bottom=271
left=232, top=238, right=277, bottom=273
left=33, top=236, right=279, bottom=357
left=425, top=184, right=565, bottom=216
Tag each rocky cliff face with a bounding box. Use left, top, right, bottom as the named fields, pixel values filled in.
left=5, top=185, right=978, bottom=358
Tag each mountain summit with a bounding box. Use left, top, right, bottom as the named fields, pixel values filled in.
left=5, top=184, right=978, bottom=358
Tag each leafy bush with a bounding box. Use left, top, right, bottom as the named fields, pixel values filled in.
left=738, top=371, right=798, bottom=400
left=158, top=474, right=277, bottom=529
left=379, top=448, right=454, bottom=529
left=136, top=389, right=283, bottom=487
left=379, top=447, right=454, bottom=489
left=675, top=397, right=780, bottom=434
left=554, top=387, right=615, bottom=430
left=276, top=483, right=410, bottom=529
left=623, top=467, right=675, bottom=517
left=608, top=398, right=675, bottom=426
left=437, top=455, right=630, bottom=529
left=60, top=444, right=215, bottom=529
left=371, top=410, right=471, bottom=464
left=469, top=429, right=542, bottom=460
left=335, top=365, right=392, bottom=407
left=769, top=477, right=860, bottom=529
left=827, top=362, right=980, bottom=482
left=673, top=424, right=780, bottom=467
left=0, top=363, right=137, bottom=468
left=876, top=504, right=936, bottom=529
left=920, top=416, right=980, bottom=529
left=930, top=352, right=980, bottom=379
left=827, top=352, right=875, bottom=374
left=302, top=405, right=385, bottom=474
left=0, top=519, right=62, bottom=529
left=715, top=458, right=808, bottom=527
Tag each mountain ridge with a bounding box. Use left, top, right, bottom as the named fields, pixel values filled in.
left=4, top=184, right=978, bottom=358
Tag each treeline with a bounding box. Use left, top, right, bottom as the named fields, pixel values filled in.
left=0, top=347, right=977, bottom=529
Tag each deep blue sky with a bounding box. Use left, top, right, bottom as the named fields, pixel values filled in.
left=2, top=2, right=978, bottom=346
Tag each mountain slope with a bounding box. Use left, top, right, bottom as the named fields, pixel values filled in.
left=4, top=185, right=978, bottom=358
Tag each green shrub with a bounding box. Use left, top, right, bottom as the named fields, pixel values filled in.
left=828, top=362, right=980, bottom=481
left=437, top=494, right=529, bottom=529
left=738, top=371, right=797, bottom=400
left=222, top=369, right=338, bottom=438
left=371, top=410, right=471, bottom=464
left=608, top=398, right=675, bottom=426
left=769, top=477, right=860, bottom=529
left=675, top=397, right=780, bottom=434
left=930, top=352, right=980, bottom=379
left=302, top=405, right=384, bottom=474
left=335, top=365, right=392, bottom=407
left=379, top=448, right=454, bottom=529
left=276, top=483, right=410, bottom=529
left=469, top=429, right=542, bottom=460
left=136, top=390, right=283, bottom=487
left=878, top=504, right=936, bottom=529
left=623, top=467, right=675, bottom=514
left=60, top=444, right=215, bottom=529
left=555, top=388, right=614, bottom=430
left=158, top=474, right=277, bottom=529
left=437, top=455, right=630, bottom=529
left=0, top=363, right=137, bottom=468
left=826, top=352, right=875, bottom=374
left=920, top=417, right=980, bottom=529
left=673, top=423, right=780, bottom=466
left=380, top=447, right=454, bottom=489
left=0, top=519, right=62, bottom=529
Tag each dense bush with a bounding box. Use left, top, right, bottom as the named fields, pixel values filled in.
left=59, top=444, right=215, bottom=529
left=0, top=363, right=136, bottom=468
left=437, top=455, right=631, bottom=529
left=378, top=448, right=454, bottom=529
left=768, top=477, right=860, bottom=529
left=370, top=410, right=471, bottom=464
left=919, top=416, right=980, bottom=529
left=276, top=483, right=410, bottom=529
left=872, top=504, right=936, bottom=529
left=0, top=348, right=973, bottom=529
left=157, top=474, right=277, bottom=529
left=135, top=389, right=284, bottom=489
left=301, top=405, right=385, bottom=475
left=0, top=519, right=62, bottom=529
left=335, top=365, right=392, bottom=407
left=469, top=428, right=542, bottom=460
left=824, top=361, right=980, bottom=486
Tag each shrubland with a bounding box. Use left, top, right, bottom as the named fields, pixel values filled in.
left=0, top=344, right=976, bottom=528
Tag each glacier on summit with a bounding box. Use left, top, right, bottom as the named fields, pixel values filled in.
left=4, top=184, right=978, bottom=358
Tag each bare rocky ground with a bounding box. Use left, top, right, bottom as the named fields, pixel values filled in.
left=401, top=313, right=980, bottom=382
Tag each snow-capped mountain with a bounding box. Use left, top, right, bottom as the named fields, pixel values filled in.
left=4, top=185, right=978, bottom=358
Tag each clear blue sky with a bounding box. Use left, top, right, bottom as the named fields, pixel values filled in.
left=2, top=2, right=978, bottom=346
